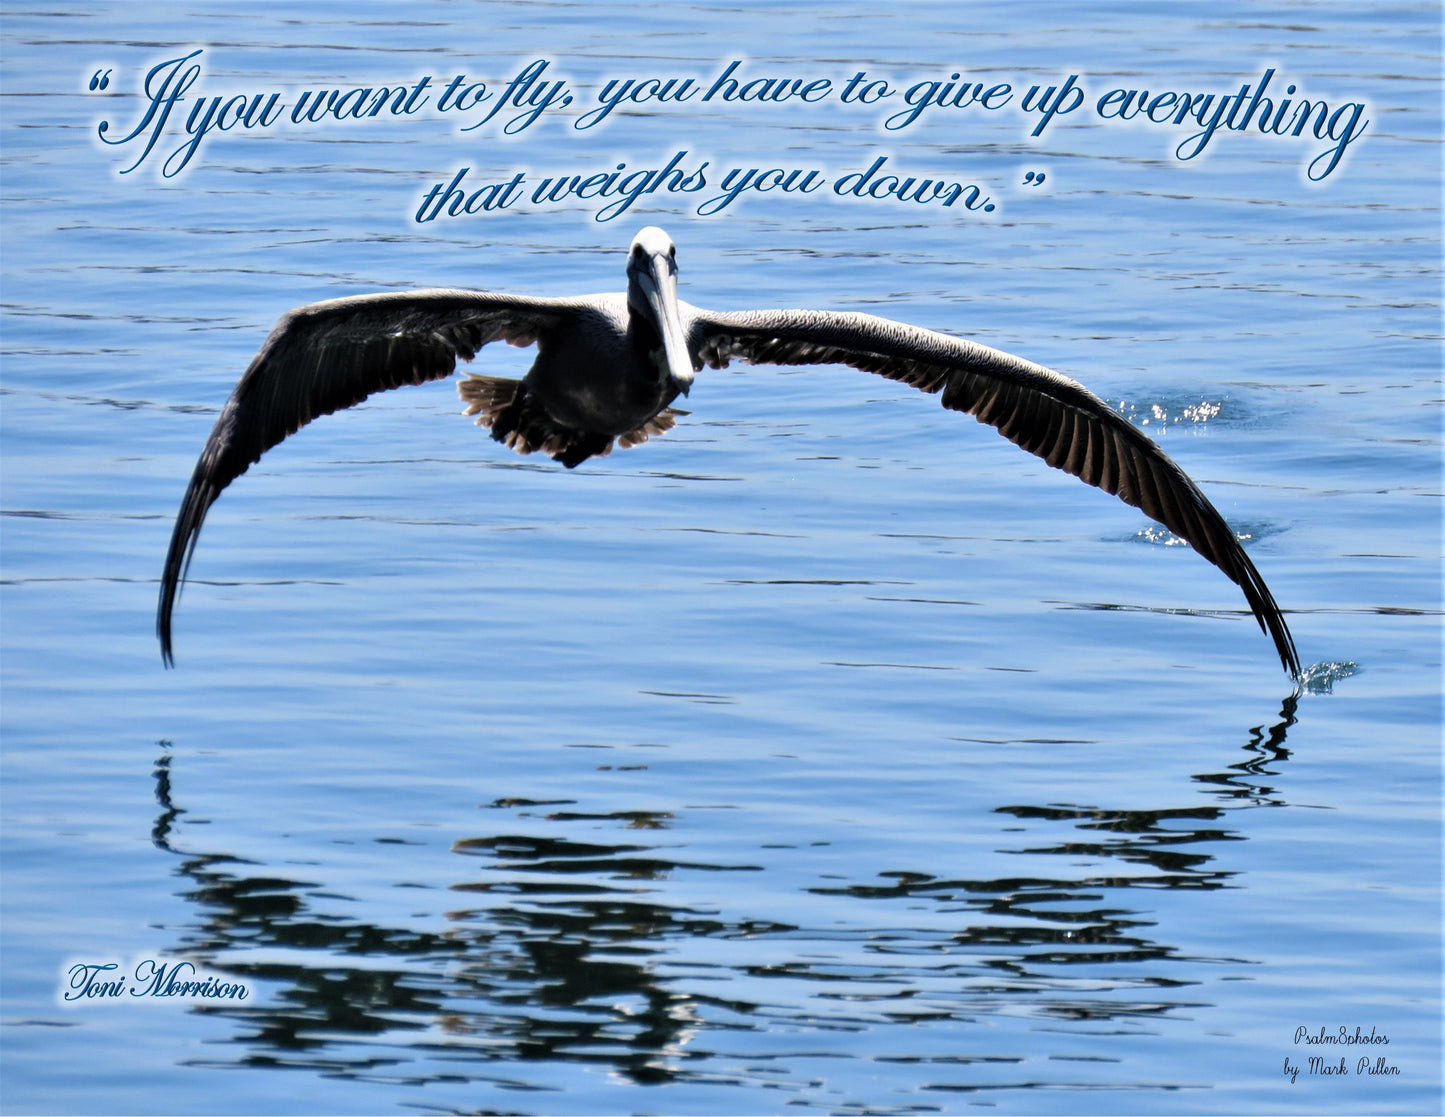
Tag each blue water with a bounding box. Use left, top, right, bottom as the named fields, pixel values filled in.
left=2, top=3, right=1440, bottom=1114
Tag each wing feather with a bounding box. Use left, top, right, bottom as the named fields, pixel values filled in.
left=158, top=289, right=574, bottom=665
left=690, top=307, right=1298, bottom=676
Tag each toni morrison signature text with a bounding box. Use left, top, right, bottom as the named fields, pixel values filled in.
left=63, top=960, right=248, bottom=1002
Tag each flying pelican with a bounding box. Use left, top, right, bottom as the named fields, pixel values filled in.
left=158, top=226, right=1299, bottom=675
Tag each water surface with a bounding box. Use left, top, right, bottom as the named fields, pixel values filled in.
left=1, top=3, right=1440, bottom=1114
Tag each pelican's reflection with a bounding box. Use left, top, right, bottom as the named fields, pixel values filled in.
left=1194, top=691, right=1297, bottom=803
left=149, top=695, right=1299, bottom=1087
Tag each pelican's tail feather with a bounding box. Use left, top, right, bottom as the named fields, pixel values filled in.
left=460, top=374, right=523, bottom=429
left=618, top=406, right=690, bottom=449
left=459, top=374, right=613, bottom=469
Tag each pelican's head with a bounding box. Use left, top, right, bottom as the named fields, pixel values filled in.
left=627, top=226, right=696, bottom=395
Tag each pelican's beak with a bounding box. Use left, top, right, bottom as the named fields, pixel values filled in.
left=632, top=234, right=696, bottom=396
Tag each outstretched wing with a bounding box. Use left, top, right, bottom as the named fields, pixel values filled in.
left=688, top=307, right=1299, bottom=677
left=158, top=289, right=574, bottom=665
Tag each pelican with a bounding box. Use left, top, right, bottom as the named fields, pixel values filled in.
left=158, top=226, right=1298, bottom=675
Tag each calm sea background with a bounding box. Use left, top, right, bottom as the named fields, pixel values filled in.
left=1, top=3, right=1440, bottom=1114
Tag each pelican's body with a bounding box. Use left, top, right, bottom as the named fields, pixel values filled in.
left=159, top=227, right=1299, bottom=675
left=459, top=293, right=688, bottom=466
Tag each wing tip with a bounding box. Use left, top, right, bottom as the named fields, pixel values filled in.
left=157, top=564, right=182, bottom=668
left=157, top=474, right=216, bottom=669
left=1234, top=549, right=1300, bottom=679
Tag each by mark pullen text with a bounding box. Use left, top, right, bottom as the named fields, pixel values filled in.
left=1282, top=1025, right=1398, bottom=1084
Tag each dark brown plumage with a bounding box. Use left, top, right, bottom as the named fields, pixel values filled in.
left=159, top=227, right=1298, bottom=676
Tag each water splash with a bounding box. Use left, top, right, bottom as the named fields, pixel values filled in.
left=1111, top=396, right=1226, bottom=428
left=1296, top=661, right=1360, bottom=695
